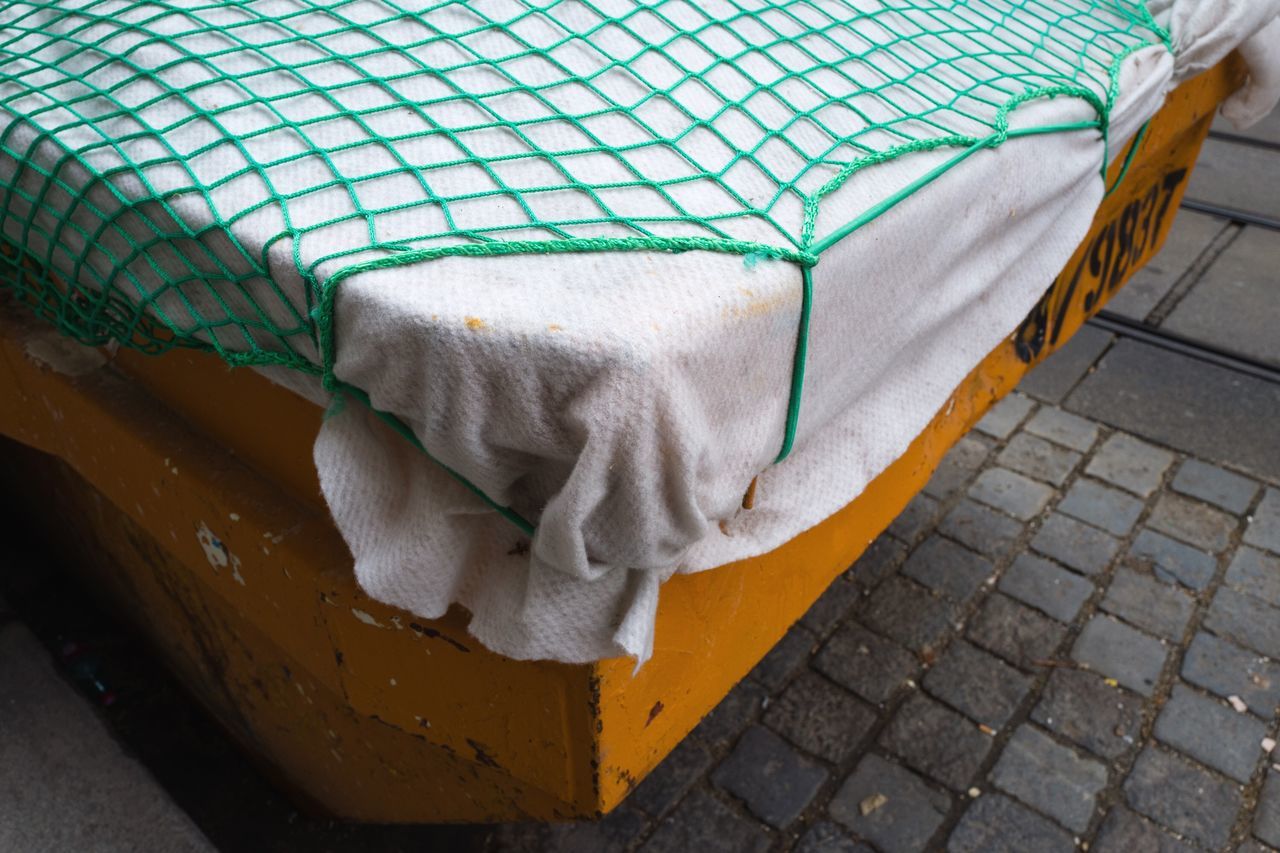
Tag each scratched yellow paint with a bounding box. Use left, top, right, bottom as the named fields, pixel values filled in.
left=0, top=57, right=1242, bottom=821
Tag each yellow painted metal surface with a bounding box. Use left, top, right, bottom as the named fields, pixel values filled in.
left=0, top=57, right=1242, bottom=822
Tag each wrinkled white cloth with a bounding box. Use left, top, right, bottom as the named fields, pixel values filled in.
left=314, top=1, right=1280, bottom=663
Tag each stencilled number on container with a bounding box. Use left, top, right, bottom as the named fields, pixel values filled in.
left=1015, top=166, right=1187, bottom=364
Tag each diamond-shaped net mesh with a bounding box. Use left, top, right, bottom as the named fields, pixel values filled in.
left=0, top=0, right=1165, bottom=521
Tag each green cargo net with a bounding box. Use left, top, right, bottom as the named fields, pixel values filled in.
left=0, top=0, right=1167, bottom=528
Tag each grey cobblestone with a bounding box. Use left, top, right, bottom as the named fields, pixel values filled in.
left=711, top=726, right=829, bottom=829
left=1023, top=406, right=1100, bottom=452
left=1017, top=324, right=1112, bottom=404
left=814, top=624, right=919, bottom=706
left=1226, top=547, right=1280, bottom=608
left=1154, top=684, right=1268, bottom=783
left=750, top=625, right=817, bottom=691
left=829, top=754, right=950, bottom=853
left=997, top=432, right=1082, bottom=487
left=1100, top=568, right=1195, bottom=641
left=1257, top=770, right=1280, bottom=849
left=694, top=679, right=768, bottom=750
left=1086, top=434, right=1175, bottom=497
left=888, top=493, right=942, bottom=546
left=1173, top=458, right=1260, bottom=514
left=849, top=534, right=906, bottom=588
left=1124, top=746, right=1242, bottom=850
left=1147, top=492, right=1238, bottom=553
left=925, top=436, right=994, bottom=501
left=938, top=499, right=1024, bottom=560
left=763, top=672, right=877, bottom=764
left=630, top=737, right=714, bottom=818
left=966, top=594, right=1068, bottom=668
left=990, top=725, right=1108, bottom=832
left=901, top=537, right=993, bottom=603
left=1031, top=512, right=1121, bottom=576
left=639, top=788, right=772, bottom=853
left=1058, top=478, right=1145, bottom=537
left=973, top=393, right=1034, bottom=440
left=999, top=553, right=1094, bottom=623
left=1181, top=630, right=1280, bottom=718
left=1128, top=529, right=1218, bottom=591
left=801, top=576, right=862, bottom=637
left=922, top=641, right=1032, bottom=730
left=1093, top=806, right=1202, bottom=853
left=879, top=693, right=993, bottom=790
left=1245, top=489, right=1280, bottom=555
left=793, top=821, right=872, bottom=853
left=969, top=468, right=1055, bottom=521
left=1032, top=668, right=1143, bottom=760
left=947, top=793, right=1075, bottom=853
left=1206, top=587, right=1280, bottom=658
left=1073, top=615, right=1168, bottom=696
left=860, top=577, right=961, bottom=653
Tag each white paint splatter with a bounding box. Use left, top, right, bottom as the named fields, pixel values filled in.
left=351, top=608, right=384, bottom=628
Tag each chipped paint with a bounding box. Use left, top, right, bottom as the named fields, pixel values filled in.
left=229, top=512, right=240, bottom=522
left=351, top=608, right=384, bottom=628
left=230, top=554, right=246, bottom=586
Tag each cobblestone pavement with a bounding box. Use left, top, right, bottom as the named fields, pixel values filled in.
left=487, top=133, right=1280, bottom=851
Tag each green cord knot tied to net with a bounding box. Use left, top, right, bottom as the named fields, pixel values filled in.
left=0, top=0, right=1168, bottom=529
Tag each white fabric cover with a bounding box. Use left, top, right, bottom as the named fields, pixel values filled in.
left=312, top=1, right=1280, bottom=663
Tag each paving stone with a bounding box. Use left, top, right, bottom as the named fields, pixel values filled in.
left=1257, top=770, right=1280, bottom=849
left=793, top=820, right=873, bottom=853
left=829, top=754, right=950, bottom=853
left=639, top=787, right=771, bottom=853
left=1092, top=805, right=1203, bottom=853
left=1032, top=668, right=1143, bottom=760
left=814, top=623, right=919, bottom=705
left=1024, top=406, right=1100, bottom=452
left=938, top=499, right=1024, bottom=560
left=750, top=625, right=817, bottom=691
left=1031, top=512, right=1121, bottom=576
left=1073, top=615, right=1168, bottom=696
left=1147, top=493, right=1238, bottom=553
left=1018, top=324, right=1113, bottom=404
left=946, top=792, right=1075, bottom=853
left=878, top=693, right=993, bottom=790
left=923, top=641, right=1032, bottom=730
left=1246, top=490, right=1280, bottom=556
left=1066, top=340, right=1280, bottom=483
left=974, top=393, right=1035, bottom=440
left=1058, top=477, right=1145, bottom=537
left=966, top=594, right=1068, bottom=668
left=969, top=468, right=1055, bottom=521
left=999, top=553, right=1094, bottom=623
left=924, top=436, right=994, bottom=501
left=1226, top=548, right=1280, bottom=609
left=1124, top=746, right=1242, bottom=850
left=1101, top=567, right=1195, bottom=641
left=1128, top=529, right=1217, bottom=591
left=859, top=577, right=961, bottom=654
left=1182, top=630, right=1280, bottom=719
left=990, top=725, right=1108, bottom=832
left=997, top=432, right=1082, bottom=487
left=801, top=577, right=862, bottom=636
left=901, top=537, right=993, bottom=603
left=694, top=679, right=768, bottom=750
left=1172, top=459, right=1260, bottom=515
left=1165, top=227, right=1280, bottom=367
left=1240, top=841, right=1278, bottom=853
left=506, top=804, right=651, bottom=853
left=1154, top=685, right=1268, bottom=783
left=889, top=492, right=942, bottom=546
left=1105, top=208, right=1227, bottom=323
left=630, top=737, right=714, bottom=818
left=763, top=672, right=877, bottom=764
left=1206, top=587, right=1280, bottom=659
left=1085, top=433, right=1175, bottom=497
left=711, top=726, right=829, bottom=829
left=850, top=534, right=906, bottom=588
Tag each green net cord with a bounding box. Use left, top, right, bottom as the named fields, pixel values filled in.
left=0, top=0, right=1169, bottom=530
